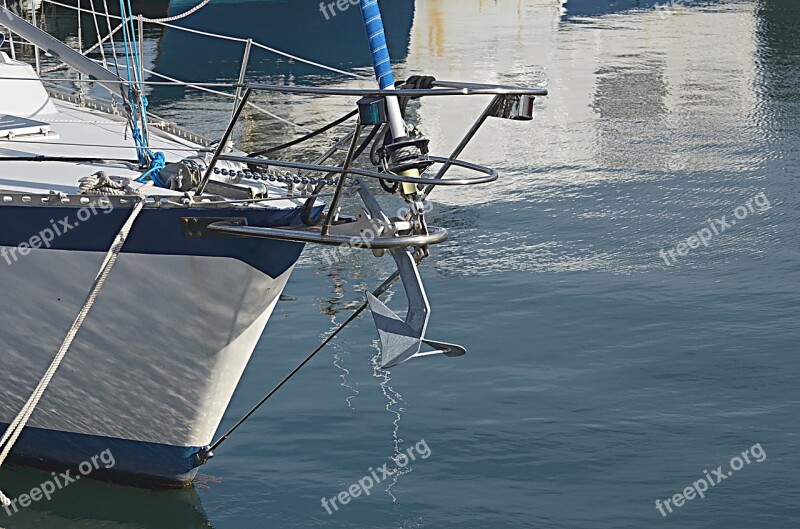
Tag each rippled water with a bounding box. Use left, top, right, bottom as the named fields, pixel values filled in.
left=2, top=0, right=799, bottom=527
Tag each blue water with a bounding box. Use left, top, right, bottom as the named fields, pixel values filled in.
left=2, top=0, right=799, bottom=527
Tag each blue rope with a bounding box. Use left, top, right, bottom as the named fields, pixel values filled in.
left=135, top=152, right=166, bottom=187
left=118, top=0, right=167, bottom=187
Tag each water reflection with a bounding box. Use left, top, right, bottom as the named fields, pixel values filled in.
left=398, top=0, right=775, bottom=278
left=2, top=0, right=41, bottom=18
left=2, top=2, right=798, bottom=527
left=154, top=0, right=415, bottom=83
left=562, top=0, right=729, bottom=19
left=753, top=0, right=800, bottom=156
left=0, top=465, right=213, bottom=528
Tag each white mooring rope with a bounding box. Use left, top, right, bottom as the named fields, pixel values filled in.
left=0, top=181, right=154, bottom=507
left=140, top=0, right=212, bottom=23
left=79, top=171, right=136, bottom=195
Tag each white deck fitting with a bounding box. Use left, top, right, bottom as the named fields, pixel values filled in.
left=0, top=114, right=55, bottom=139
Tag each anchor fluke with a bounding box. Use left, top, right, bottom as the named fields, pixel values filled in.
left=422, top=339, right=467, bottom=358
left=367, top=249, right=467, bottom=369
left=367, top=292, right=423, bottom=368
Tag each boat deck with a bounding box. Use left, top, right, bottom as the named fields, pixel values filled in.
left=0, top=98, right=198, bottom=196
left=0, top=98, right=312, bottom=210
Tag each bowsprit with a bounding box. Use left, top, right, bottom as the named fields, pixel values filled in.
left=0, top=0, right=547, bottom=491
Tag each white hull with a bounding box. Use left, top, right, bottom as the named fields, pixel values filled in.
left=0, top=244, right=295, bottom=484
left=0, top=248, right=290, bottom=446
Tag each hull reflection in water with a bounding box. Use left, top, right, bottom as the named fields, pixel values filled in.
left=154, top=0, right=415, bottom=82
left=563, top=0, right=723, bottom=18
left=0, top=465, right=212, bottom=528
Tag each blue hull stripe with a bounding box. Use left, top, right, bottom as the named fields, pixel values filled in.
left=1, top=423, right=201, bottom=487
left=0, top=204, right=323, bottom=277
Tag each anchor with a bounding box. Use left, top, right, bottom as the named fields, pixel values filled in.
left=350, top=178, right=465, bottom=369
left=367, top=248, right=466, bottom=369
left=353, top=0, right=467, bottom=369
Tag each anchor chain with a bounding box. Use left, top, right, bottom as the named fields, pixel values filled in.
left=211, top=166, right=356, bottom=188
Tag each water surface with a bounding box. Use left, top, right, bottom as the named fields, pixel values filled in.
left=2, top=0, right=798, bottom=527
